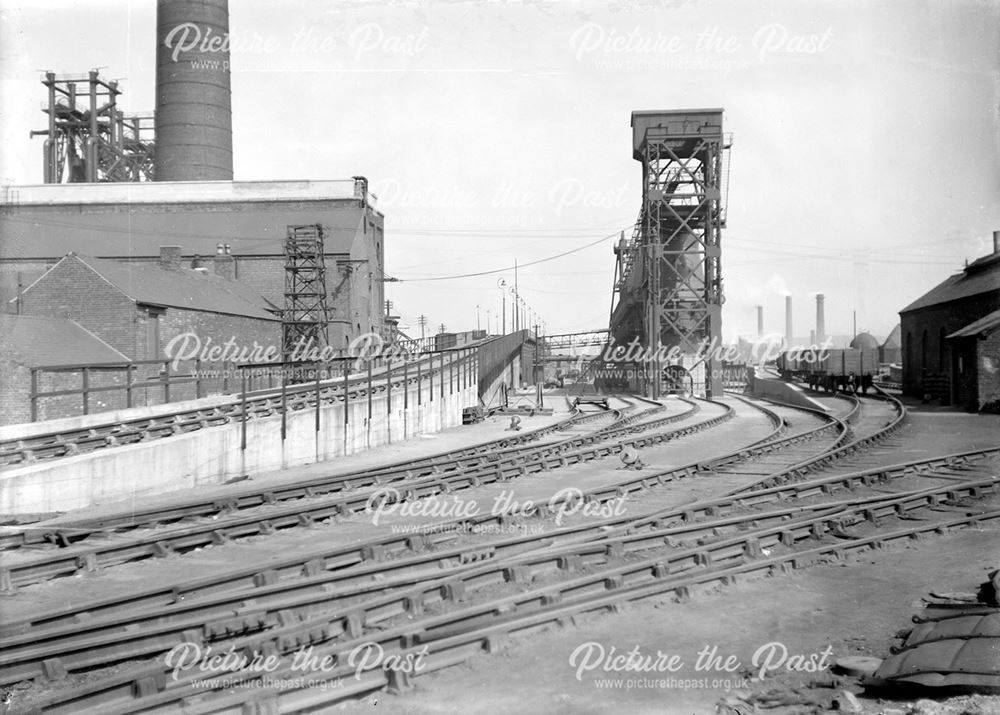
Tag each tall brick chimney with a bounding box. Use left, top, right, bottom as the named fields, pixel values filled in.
left=785, top=295, right=793, bottom=348
left=815, top=293, right=826, bottom=345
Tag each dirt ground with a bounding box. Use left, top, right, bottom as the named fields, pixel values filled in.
left=333, top=526, right=1000, bottom=715
left=324, top=400, right=1000, bottom=715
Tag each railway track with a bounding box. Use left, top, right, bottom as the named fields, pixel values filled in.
left=11, top=387, right=990, bottom=715
left=4, top=449, right=997, bottom=689
left=0, top=392, right=855, bottom=604
left=0, top=395, right=721, bottom=586
left=15, top=448, right=1000, bottom=713
left=0, top=395, right=632, bottom=550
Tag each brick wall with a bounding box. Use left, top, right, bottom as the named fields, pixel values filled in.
left=158, top=307, right=282, bottom=366
left=900, top=291, right=1000, bottom=397
left=0, top=352, right=131, bottom=425
left=18, top=256, right=141, bottom=357
left=0, top=347, right=31, bottom=425
left=978, top=331, right=1000, bottom=411
left=130, top=252, right=376, bottom=353
left=0, top=260, right=53, bottom=312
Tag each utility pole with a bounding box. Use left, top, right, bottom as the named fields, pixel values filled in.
left=514, top=258, right=519, bottom=332
left=384, top=299, right=392, bottom=316
left=418, top=314, right=428, bottom=339
left=533, top=323, right=539, bottom=383
left=497, top=278, right=507, bottom=334
left=438, top=323, right=447, bottom=334
left=476, top=304, right=480, bottom=331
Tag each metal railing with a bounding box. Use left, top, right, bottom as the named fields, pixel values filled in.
left=28, top=358, right=247, bottom=422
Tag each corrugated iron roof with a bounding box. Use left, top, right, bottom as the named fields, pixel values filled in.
left=900, top=254, right=1000, bottom=313
left=0, top=314, right=129, bottom=366
left=873, top=612, right=1000, bottom=690
left=947, top=309, right=1000, bottom=339
left=58, top=254, right=280, bottom=321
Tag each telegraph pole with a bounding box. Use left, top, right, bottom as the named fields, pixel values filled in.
left=497, top=278, right=507, bottom=334
left=418, top=314, right=428, bottom=339
left=514, top=258, right=519, bottom=331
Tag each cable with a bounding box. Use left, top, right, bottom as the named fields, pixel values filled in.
left=396, top=230, right=622, bottom=282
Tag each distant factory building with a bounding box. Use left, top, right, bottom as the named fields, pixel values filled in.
left=849, top=332, right=880, bottom=351
left=899, top=236, right=1000, bottom=410
left=880, top=325, right=902, bottom=365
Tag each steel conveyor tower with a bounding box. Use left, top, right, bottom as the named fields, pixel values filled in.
left=609, top=109, right=731, bottom=398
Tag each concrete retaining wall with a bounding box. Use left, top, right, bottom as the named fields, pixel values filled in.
left=0, top=376, right=477, bottom=514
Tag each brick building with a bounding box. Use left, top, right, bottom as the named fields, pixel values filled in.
left=0, top=178, right=385, bottom=348
left=15, top=250, right=281, bottom=361
left=0, top=313, right=129, bottom=425
left=946, top=309, right=1000, bottom=412
left=899, top=237, right=1000, bottom=409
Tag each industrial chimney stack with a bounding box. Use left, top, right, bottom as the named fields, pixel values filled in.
left=785, top=296, right=793, bottom=348
left=815, top=294, right=825, bottom=346
left=155, top=0, right=234, bottom=181
left=756, top=305, right=763, bottom=339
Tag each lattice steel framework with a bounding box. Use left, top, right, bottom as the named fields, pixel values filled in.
left=31, top=71, right=155, bottom=183
left=283, top=224, right=331, bottom=360
left=610, top=110, right=731, bottom=398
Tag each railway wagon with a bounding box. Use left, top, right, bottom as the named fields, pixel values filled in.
left=777, top=348, right=879, bottom=393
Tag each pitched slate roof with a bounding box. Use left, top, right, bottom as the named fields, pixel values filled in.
left=56, top=254, right=280, bottom=321
left=0, top=314, right=129, bottom=366
left=900, top=253, right=1000, bottom=313
left=947, top=308, right=1000, bottom=339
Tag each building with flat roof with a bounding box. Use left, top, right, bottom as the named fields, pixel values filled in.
left=0, top=178, right=386, bottom=349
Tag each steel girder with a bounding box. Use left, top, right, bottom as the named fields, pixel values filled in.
left=283, top=224, right=331, bottom=361
left=610, top=110, right=729, bottom=398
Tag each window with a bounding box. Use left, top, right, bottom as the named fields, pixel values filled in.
left=938, top=327, right=947, bottom=373
left=920, top=330, right=928, bottom=373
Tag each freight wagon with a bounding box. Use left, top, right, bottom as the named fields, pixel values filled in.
left=776, top=348, right=879, bottom=393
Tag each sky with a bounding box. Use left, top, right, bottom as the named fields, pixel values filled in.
left=1, top=0, right=998, bottom=343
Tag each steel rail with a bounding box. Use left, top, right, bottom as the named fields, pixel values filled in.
left=0, top=399, right=628, bottom=550
left=726, top=388, right=907, bottom=495
left=0, top=394, right=939, bottom=639
left=0, top=398, right=722, bottom=587
left=0, top=395, right=844, bottom=626
left=0, top=403, right=953, bottom=673
left=24, top=479, right=1000, bottom=714
left=8, top=472, right=986, bottom=685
